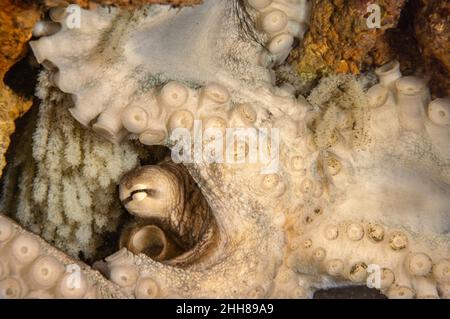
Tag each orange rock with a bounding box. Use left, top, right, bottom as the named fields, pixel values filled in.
left=0, top=0, right=40, bottom=176
left=291, top=0, right=406, bottom=78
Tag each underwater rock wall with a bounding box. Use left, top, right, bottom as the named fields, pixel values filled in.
left=291, top=0, right=407, bottom=77
left=0, top=0, right=40, bottom=176
left=414, top=0, right=450, bottom=97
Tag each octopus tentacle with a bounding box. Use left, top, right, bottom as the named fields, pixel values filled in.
left=0, top=216, right=128, bottom=299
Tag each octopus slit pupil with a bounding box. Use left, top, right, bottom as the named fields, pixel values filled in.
left=128, top=189, right=155, bottom=201
left=144, top=243, right=164, bottom=257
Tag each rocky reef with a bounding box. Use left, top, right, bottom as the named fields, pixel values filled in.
left=291, top=0, right=406, bottom=76
left=414, top=0, right=450, bottom=97
left=0, top=0, right=40, bottom=175
left=0, top=0, right=448, bottom=299
left=290, top=0, right=450, bottom=97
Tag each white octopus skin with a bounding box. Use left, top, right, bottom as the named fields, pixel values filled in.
left=1, top=0, right=448, bottom=299
left=0, top=216, right=129, bottom=299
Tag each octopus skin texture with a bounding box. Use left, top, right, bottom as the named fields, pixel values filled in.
left=0, top=215, right=130, bottom=298
left=0, top=0, right=449, bottom=299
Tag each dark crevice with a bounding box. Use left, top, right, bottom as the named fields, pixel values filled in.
left=3, top=51, right=40, bottom=98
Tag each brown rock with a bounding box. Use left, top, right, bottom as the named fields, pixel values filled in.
left=0, top=0, right=40, bottom=176
left=291, top=0, right=406, bottom=78
left=414, top=0, right=450, bottom=97
left=43, top=0, right=200, bottom=8
left=383, top=2, right=422, bottom=76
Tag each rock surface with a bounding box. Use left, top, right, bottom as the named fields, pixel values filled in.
left=291, top=0, right=406, bottom=77
left=414, top=0, right=450, bottom=97
left=0, top=0, right=40, bottom=176
left=291, top=0, right=449, bottom=97
left=44, top=0, right=200, bottom=7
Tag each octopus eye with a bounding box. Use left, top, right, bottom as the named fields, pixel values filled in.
left=119, top=163, right=218, bottom=266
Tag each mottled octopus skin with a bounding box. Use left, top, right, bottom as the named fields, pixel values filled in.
left=8, top=0, right=450, bottom=299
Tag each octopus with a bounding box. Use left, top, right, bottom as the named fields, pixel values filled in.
left=0, top=0, right=449, bottom=299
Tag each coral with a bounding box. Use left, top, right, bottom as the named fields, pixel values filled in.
left=1, top=0, right=449, bottom=299
left=0, top=71, right=144, bottom=261
left=291, top=0, right=406, bottom=77
left=0, top=0, right=40, bottom=176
